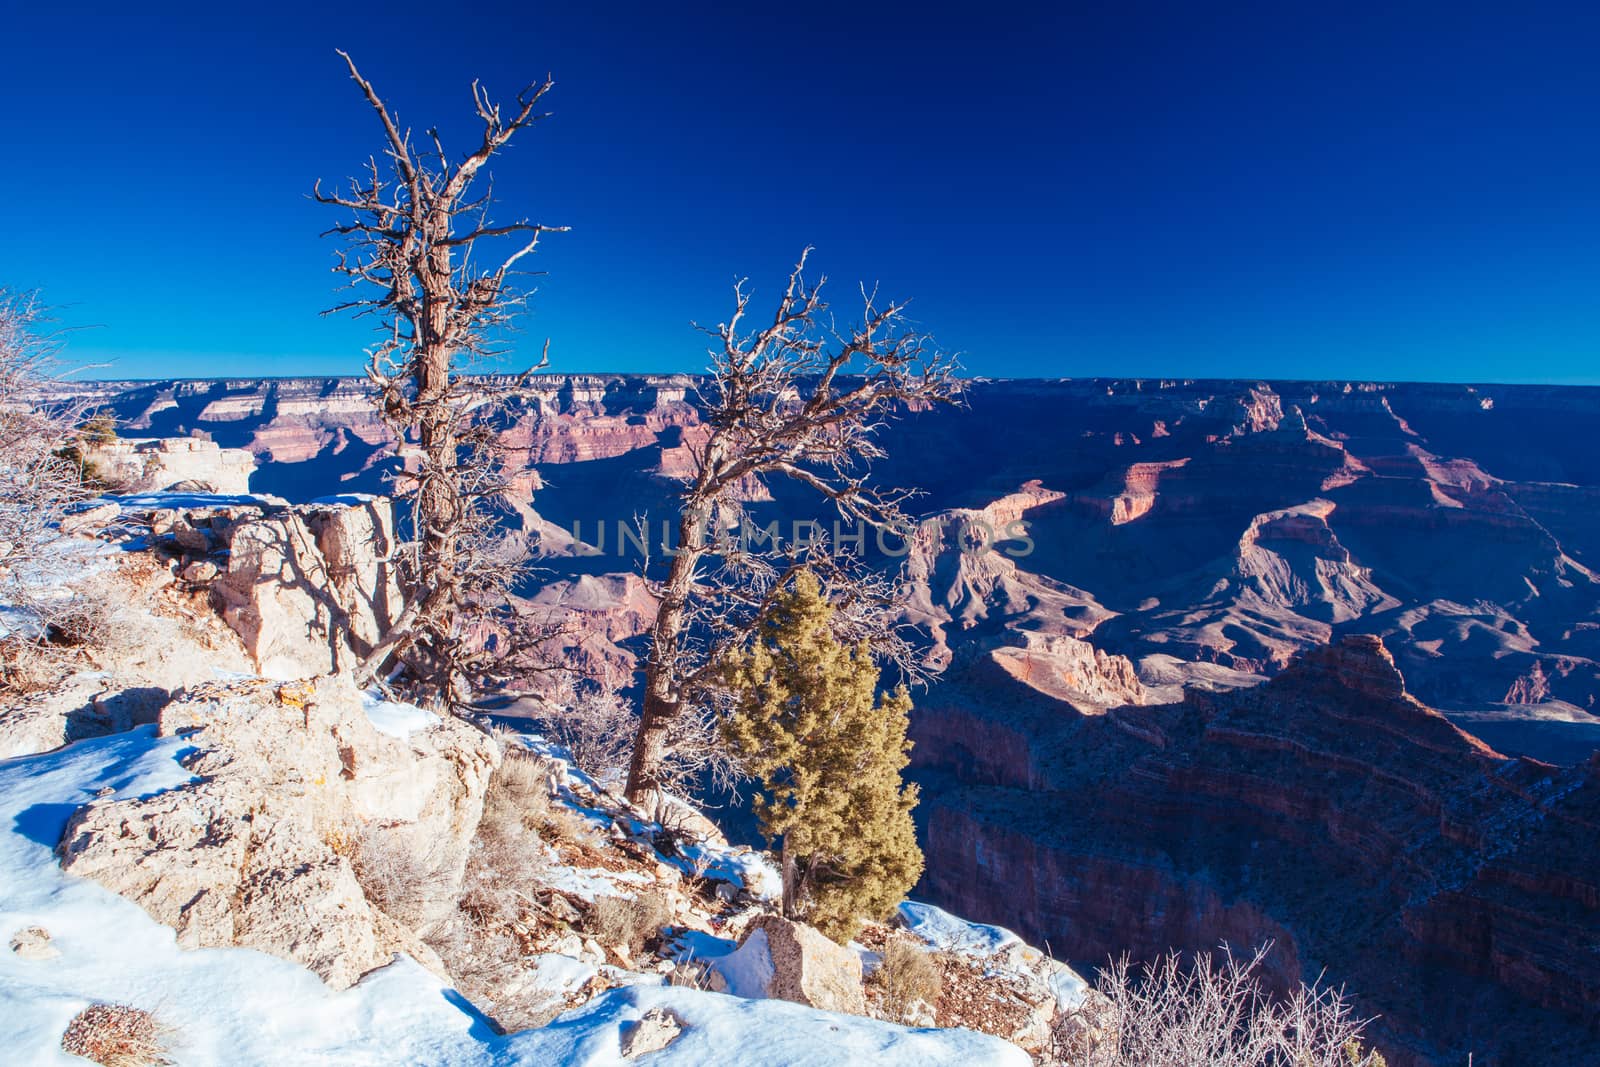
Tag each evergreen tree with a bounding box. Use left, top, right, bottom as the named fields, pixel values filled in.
left=721, top=569, right=924, bottom=942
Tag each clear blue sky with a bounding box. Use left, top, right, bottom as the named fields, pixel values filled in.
left=3, top=2, right=1598, bottom=383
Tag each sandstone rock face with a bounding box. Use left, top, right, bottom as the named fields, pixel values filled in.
left=212, top=499, right=401, bottom=679
left=56, top=676, right=498, bottom=988
left=82, top=436, right=255, bottom=493
left=735, top=915, right=867, bottom=1016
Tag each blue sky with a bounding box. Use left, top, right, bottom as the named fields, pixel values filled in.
left=3, top=2, right=1598, bottom=383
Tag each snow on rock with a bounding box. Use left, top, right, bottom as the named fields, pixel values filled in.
left=499, top=983, right=1032, bottom=1067
left=0, top=730, right=1027, bottom=1066
left=898, top=900, right=1023, bottom=957
left=899, top=899, right=1093, bottom=1014
left=53, top=677, right=498, bottom=984
left=105, top=491, right=289, bottom=511
left=359, top=690, right=441, bottom=740
left=503, top=727, right=783, bottom=907
left=710, top=926, right=777, bottom=999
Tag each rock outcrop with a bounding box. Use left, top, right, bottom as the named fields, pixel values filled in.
left=212, top=498, right=402, bottom=679
left=56, top=676, right=498, bottom=988
left=82, top=436, right=255, bottom=493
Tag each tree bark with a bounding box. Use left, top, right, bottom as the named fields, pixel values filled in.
left=623, top=493, right=714, bottom=802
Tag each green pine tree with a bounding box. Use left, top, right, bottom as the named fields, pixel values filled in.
left=721, top=569, right=924, bottom=943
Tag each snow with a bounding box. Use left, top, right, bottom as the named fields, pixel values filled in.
left=358, top=690, right=441, bottom=740
left=1049, top=966, right=1091, bottom=1011
left=309, top=493, right=381, bottom=507
left=0, top=604, right=33, bottom=641
left=898, top=901, right=1023, bottom=957
left=0, top=727, right=1028, bottom=1065
left=104, top=492, right=289, bottom=511
left=516, top=982, right=1031, bottom=1066
left=898, top=901, right=1091, bottom=1011
left=539, top=857, right=653, bottom=903
left=677, top=840, right=784, bottom=905
left=528, top=952, right=599, bottom=994
left=708, top=927, right=777, bottom=999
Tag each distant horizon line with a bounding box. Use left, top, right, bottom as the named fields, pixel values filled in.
left=58, top=371, right=1600, bottom=391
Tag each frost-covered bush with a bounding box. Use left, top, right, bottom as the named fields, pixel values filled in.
left=1052, top=942, right=1387, bottom=1067
left=0, top=289, right=93, bottom=690
left=60, top=1003, right=172, bottom=1067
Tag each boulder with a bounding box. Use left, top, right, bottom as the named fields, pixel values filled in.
left=56, top=676, right=499, bottom=988
left=9, top=926, right=58, bottom=961
left=180, top=559, right=218, bottom=583
left=724, top=915, right=868, bottom=1015
left=212, top=499, right=402, bottom=679
left=168, top=517, right=215, bottom=553
left=58, top=502, right=121, bottom=535
left=620, top=1006, right=684, bottom=1057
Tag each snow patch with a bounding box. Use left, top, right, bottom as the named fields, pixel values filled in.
left=358, top=691, right=441, bottom=740
left=898, top=900, right=1022, bottom=957
left=709, top=927, right=776, bottom=1000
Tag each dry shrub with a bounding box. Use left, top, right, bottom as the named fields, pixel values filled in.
left=872, top=937, right=943, bottom=1022
left=0, top=289, right=96, bottom=699
left=1, top=568, right=163, bottom=697
left=540, top=804, right=600, bottom=847
left=424, top=746, right=560, bottom=1032
left=452, top=752, right=553, bottom=934
left=531, top=671, right=739, bottom=797
left=479, top=748, right=553, bottom=838
left=348, top=826, right=448, bottom=929
left=538, top=684, right=634, bottom=789
left=60, top=1004, right=172, bottom=1067
left=1053, top=942, right=1386, bottom=1067
left=0, top=636, right=68, bottom=696
left=585, top=890, right=674, bottom=959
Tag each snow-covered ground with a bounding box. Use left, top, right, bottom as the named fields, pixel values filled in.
left=0, top=717, right=1028, bottom=1066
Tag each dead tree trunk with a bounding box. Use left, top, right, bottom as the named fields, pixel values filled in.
left=621, top=251, right=961, bottom=804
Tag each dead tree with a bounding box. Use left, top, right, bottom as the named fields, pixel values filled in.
left=315, top=51, right=567, bottom=708
left=622, top=250, right=963, bottom=805
left=0, top=289, right=93, bottom=687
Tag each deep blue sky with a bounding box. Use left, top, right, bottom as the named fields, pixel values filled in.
left=3, top=2, right=1599, bottom=383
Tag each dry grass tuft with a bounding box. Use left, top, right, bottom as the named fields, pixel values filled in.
left=872, top=936, right=944, bottom=1022
left=60, top=1004, right=172, bottom=1067
left=585, top=890, right=675, bottom=959
left=479, top=748, right=553, bottom=840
